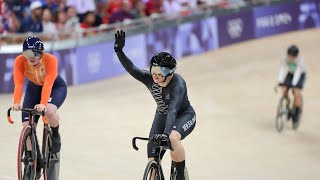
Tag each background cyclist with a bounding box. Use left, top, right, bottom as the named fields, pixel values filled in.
left=278, top=45, right=306, bottom=124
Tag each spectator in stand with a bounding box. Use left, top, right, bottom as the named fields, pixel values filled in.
left=102, top=0, right=122, bottom=24
left=80, top=11, right=97, bottom=36
left=109, top=0, right=134, bottom=24
left=179, top=0, right=197, bottom=16
left=163, top=0, right=181, bottom=16
left=42, top=7, right=57, bottom=34
left=1, top=1, right=20, bottom=33
left=5, top=0, right=30, bottom=21
left=106, top=0, right=123, bottom=14
left=145, top=0, right=163, bottom=16
left=0, top=0, right=2, bottom=15
left=66, top=0, right=96, bottom=21
left=54, top=9, right=67, bottom=32
left=132, top=0, right=146, bottom=19
left=64, top=6, right=80, bottom=33
left=19, top=1, right=43, bottom=33
left=105, top=0, right=134, bottom=14
left=43, top=0, right=60, bottom=13
left=96, top=0, right=107, bottom=14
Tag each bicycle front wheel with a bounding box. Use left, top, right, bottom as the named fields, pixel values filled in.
left=17, top=125, right=37, bottom=180
left=143, top=160, right=162, bottom=180
left=276, top=97, right=288, bottom=132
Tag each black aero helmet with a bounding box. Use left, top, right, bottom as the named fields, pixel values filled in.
left=287, top=45, right=299, bottom=57
left=150, top=52, right=177, bottom=77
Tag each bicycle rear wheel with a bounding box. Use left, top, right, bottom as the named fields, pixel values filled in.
left=18, top=125, right=37, bottom=180
left=143, top=160, right=162, bottom=180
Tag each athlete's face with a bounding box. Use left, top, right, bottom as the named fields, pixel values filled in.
left=151, top=66, right=167, bottom=83
left=27, top=57, right=41, bottom=66
left=152, top=73, right=166, bottom=83
left=23, top=50, right=42, bottom=66
left=287, top=55, right=296, bottom=61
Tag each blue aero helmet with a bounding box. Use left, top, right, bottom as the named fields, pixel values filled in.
left=22, top=36, right=44, bottom=60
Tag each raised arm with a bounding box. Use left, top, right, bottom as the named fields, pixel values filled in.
left=114, top=30, right=150, bottom=82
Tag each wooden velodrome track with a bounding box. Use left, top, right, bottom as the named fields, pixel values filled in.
left=1, top=29, right=320, bottom=180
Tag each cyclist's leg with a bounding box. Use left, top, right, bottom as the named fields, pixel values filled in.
left=22, top=81, right=42, bottom=126
left=21, top=81, right=44, bottom=172
left=170, top=109, right=196, bottom=179
left=46, top=75, right=67, bottom=153
left=292, top=73, right=306, bottom=121
left=279, top=73, right=293, bottom=97
left=280, top=86, right=288, bottom=97
left=147, top=113, right=166, bottom=179
left=148, top=113, right=166, bottom=161
left=22, top=81, right=42, bottom=150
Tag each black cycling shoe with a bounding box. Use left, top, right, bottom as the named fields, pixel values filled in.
left=51, top=132, right=61, bottom=153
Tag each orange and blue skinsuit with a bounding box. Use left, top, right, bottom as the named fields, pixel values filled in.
left=13, top=53, right=67, bottom=122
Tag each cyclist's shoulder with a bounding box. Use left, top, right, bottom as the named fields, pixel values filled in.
left=173, top=73, right=186, bottom=84
left=171, top=74, right=186, bottom=89
left=42, top=53, right=58, bottom=64
left=15, top=54, right=26, bottom=61
left=43, top=53, right=57, bottom=60
left=14, top=54, right=26, bottom=65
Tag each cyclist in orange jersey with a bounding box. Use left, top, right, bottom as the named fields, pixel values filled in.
left=11, top=36, right=67, bottom=155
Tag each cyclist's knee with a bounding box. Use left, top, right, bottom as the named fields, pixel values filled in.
left=45, top=104, right=58, bottom=120
left=22, top=121, right=29, bottom=127
left=169, top=130, right=182, bottom=144
left=293, top=88, right=301, bottom=97
left=281, top=86, right=288, bottom=96
left=148, top=157, right=155, bottom=162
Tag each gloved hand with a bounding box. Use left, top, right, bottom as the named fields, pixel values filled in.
left=150, top=133, right=169, bottom=143
left=34, top=104, right=46, bottom=112
left=114, top=30, right=125, bottom=52
left=11, top=104, right=22, bottom=111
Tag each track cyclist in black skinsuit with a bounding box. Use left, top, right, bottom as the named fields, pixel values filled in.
left=115, top=30, right=196, bottom=180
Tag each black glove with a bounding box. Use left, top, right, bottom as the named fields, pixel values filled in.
left=114, top=30, right=125, bottom=52
left=150, top=133, right=169, bottom=143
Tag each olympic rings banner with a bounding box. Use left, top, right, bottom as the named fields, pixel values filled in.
left=1, top=0, right=320, bottom=93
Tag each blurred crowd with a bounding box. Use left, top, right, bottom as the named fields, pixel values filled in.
left=0, top=0, right=249, bottom=41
